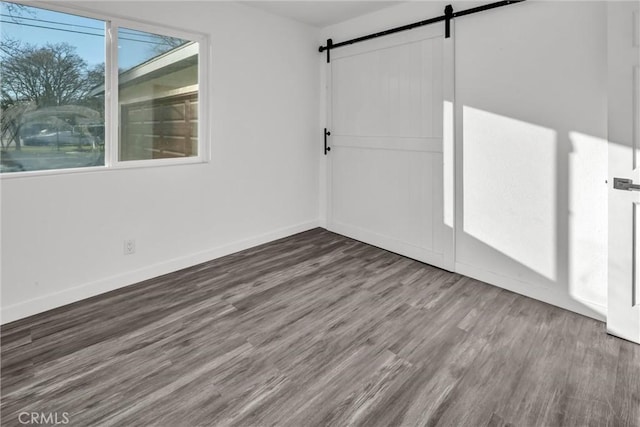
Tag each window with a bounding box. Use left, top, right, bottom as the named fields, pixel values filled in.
left=117, top=28, right=198, bottom=161
left=0, top=2, right=207, bottom=175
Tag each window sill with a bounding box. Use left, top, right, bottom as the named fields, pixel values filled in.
left=0, top=157, right=208, bottom=180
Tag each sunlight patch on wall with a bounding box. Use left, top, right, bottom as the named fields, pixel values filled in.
left=463, top=106, right=557, bottom=281
left=568, top=131, right=608, bottom=310
left=443, top=100, right=454, bottom=228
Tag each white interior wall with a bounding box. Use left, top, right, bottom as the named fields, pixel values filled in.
left=321, top=1, right=608, bottom=320
left=0, top=1, right=321, bottom=323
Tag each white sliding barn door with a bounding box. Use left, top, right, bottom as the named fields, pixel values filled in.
left=607, top=1, right=640, bottom=344
left=326, top=26, right=455, bottom=270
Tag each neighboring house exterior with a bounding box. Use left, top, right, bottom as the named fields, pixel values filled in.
left=92, top=42, right=199, bottom=160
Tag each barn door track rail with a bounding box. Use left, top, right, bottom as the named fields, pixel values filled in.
left=319, top=0, right=525, bottom=63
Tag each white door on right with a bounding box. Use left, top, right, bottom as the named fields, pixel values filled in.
left=608, top=1, right=640, bottom=344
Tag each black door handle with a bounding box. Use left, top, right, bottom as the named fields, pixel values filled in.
left=324, top=128, right=331, bottom=155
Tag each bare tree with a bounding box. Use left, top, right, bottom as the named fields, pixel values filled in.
left=1, top=2, right=33, bottom=22
left=1, top=42, right=95, bottom=107
left=0, top=101, right=35, bottom=150
left=151, top=34, right=188, bottom=55
left=0, top=41, right=104, bottom=149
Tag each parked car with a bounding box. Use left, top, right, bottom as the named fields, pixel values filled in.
left=24, top=130, right=96, bottom=148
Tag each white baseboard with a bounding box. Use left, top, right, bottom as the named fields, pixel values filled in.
left=1, top=220, right=320, bottom=325
left=455, top=261, right=607, bottom=322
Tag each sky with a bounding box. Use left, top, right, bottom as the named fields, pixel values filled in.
left=0, top=1, right=185, bottom=70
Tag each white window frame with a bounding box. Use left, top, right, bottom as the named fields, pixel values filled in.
left=0, top=0, right=211, bottom=179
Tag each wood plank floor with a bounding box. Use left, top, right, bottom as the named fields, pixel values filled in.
left=1, top=228, right=639, bottom=427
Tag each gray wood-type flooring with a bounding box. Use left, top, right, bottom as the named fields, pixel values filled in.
left=1, top=228, right=639, bottom=427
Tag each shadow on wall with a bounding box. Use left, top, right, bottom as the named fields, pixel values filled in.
left=458, top=105, right=608, bottom=319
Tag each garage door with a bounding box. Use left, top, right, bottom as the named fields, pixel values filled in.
left=120, top=92, right=198, bottom=161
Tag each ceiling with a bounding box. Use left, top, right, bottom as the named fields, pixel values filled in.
left=241, top=1, right=403, bottom=28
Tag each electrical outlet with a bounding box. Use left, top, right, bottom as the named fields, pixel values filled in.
left=124, top=239, right=136, bottom=255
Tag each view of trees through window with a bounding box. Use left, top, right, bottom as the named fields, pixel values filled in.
left=0, top=1, right=195, bottom=173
